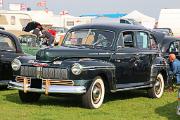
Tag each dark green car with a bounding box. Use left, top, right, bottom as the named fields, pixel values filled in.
left=8, top=24, right=168, bottom=109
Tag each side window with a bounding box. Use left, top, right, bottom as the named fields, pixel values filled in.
left=0, top=35, right=16, bottom=51
left=123, top=31, right=134, bottom=47
left=136, top=31, right=149, bottom=49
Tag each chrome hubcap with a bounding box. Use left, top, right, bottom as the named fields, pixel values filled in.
left=92, top=83, right=102, bottom=104
left=154, top=78, right=161, bottom=95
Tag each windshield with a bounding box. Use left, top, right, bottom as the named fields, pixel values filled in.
left=62, top=29, right=115, bottom=48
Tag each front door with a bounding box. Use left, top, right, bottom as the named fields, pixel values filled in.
left=113, top=31, right=139, bottom=88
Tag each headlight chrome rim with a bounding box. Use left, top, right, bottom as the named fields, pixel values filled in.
left=71, top=63, right=83, bottom=75
left=11, top=58, right=21, bottom=71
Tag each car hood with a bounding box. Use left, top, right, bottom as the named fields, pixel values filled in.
left=36, top=46, right=112, bottom=61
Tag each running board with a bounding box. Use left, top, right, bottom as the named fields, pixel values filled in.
left=111, top=85, right=152, bottom=93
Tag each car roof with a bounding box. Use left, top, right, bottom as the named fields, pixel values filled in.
left=70, top=23, right=147, bottom=32
left=0, top=30, right=23, bottom=53
left=160, top=36, right=180, bottom=52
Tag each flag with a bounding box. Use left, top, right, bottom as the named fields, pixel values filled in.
left=37, top=0, right=46, bottom=7
left=20, top=4, right=26, bottom=11
left=60, top=11, right=69, bottom=16
left=0, top=0, right=3, bottom=7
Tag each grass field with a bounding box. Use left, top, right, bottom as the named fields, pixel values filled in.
left=0, top=89, right=179, bottom=120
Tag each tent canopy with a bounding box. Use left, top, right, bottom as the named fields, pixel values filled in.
left=122, top=10, right=155, bottom=29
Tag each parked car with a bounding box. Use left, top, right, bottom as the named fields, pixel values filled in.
left=153, top=28, right=173, bottom=36
left=0, top=26, right=5, bottom=30
left=160, top=36, right=180, bottom=59
left=8, top=24, right=168, bottom=108
left=6, top=30, right=40, bottom=55
left=0, top=30, right=25, bottom=85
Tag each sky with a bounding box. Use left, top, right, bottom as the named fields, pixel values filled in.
left=1, top=0, right=180, bottom=19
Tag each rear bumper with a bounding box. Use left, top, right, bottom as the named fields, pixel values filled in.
left=8, top=81, right=86, bottom=94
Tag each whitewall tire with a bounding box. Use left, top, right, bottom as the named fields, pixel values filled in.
left=148, top=73, right=164, bottom=98
left=82, top=76, right=105, bottom=109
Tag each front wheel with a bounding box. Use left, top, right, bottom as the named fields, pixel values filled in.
left=148, top=73, right=164, bottom=98
left=82, top=76, right=105, bottom=109
left=19, top=91, right=41, bottom=103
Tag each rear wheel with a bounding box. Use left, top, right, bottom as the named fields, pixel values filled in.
left=82, top=76, right=105, bottom=109
left=19, top=91, right=41, bottom=103
left=148, top=73, right=164, bottom=98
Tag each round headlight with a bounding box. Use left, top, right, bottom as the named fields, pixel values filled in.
left=71, top=63, right=83, bottom=75
left=11, top=58, right=21, bottom=71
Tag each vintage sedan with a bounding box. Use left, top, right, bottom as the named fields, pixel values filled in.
left=153, top=28, right=173, bottom=36
left=0, top=30, right=25, bottom=85
left=8, top=24, right=168, bottom=108
left=160, top=36, right=180, bottom=59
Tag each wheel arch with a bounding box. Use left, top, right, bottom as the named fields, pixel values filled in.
left=96, top=72, right=115, bottom=94
left=159, top=69, right=168, bottom=85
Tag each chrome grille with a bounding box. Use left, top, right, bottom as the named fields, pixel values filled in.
left=20, top=66, right=36, bottom=77
left=20, top=66, right=68, bottom=79
left=42, top=68, right=67, bottom=79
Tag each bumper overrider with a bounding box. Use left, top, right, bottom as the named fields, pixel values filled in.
left=8, top=76, right=86, bottom=95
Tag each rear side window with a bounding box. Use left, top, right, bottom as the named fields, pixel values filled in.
left=136, top=31, right=149, bottom=49
left=0, top=35, right=16, bottom=51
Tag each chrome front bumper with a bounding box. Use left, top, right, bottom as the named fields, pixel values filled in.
left=8, top=81, right=86, bottom=94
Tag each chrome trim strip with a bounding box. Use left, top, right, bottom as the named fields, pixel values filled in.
left=111, top=85, right=151, bottom=92
left=82, top=66, right=115, bottom=70
left=8, top=81, right=86, bottom=94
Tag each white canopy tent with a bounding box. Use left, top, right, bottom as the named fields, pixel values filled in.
left=122, top=10, right=156, bottom=29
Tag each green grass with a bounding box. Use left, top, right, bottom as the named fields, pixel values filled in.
left=0, top=89, right=179, bottom=120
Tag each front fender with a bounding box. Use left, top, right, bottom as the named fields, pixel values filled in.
left=65, top=58, right=116, bottom=91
